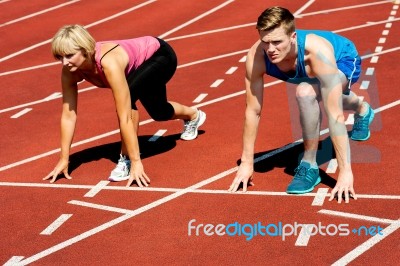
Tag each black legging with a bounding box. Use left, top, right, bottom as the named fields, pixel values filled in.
left=126, top=38, right=176, bottom=121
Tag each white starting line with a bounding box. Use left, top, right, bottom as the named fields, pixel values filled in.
left=84, top=180, right=110, bottom=197
left=1, top=181, right=399, bottom=201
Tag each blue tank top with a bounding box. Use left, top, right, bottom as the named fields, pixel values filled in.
left=263, top=29, right=359, bottom=84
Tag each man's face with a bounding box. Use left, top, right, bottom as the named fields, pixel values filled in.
left=259, top=25, right=295, bottom=64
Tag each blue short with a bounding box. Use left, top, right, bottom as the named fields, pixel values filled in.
left=336, top=38, right=362, bottom=94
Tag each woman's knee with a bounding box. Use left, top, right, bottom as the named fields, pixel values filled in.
left=147, top=103, right=175, bottom=121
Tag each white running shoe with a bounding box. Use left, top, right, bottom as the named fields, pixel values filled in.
left=108, top=154, right=131, bottom=182
left=180, top=109, right=206, bottom=141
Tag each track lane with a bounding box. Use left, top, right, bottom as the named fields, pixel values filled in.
left=0, top=0, right=399, bottom=265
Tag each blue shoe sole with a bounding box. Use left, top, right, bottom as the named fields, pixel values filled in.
left=286, top=176, right=321, bottom=194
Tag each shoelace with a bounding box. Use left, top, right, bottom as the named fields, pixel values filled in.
left=183, top=119, right=197, bottom=135
left=115, top=158, right=129, bottom=172
left=353, top=114, right=368, bottom=130
left=294, top=166, right=314, bottom=183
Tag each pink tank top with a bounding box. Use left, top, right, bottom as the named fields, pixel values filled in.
left=94, top=36, right=160, bottom=87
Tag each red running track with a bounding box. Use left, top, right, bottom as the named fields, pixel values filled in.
left=0, top=0, right=399, bottom=265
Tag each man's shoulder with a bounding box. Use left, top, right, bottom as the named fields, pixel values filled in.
left=245, top=40, right=266, bottom=77
left=303, top=33, right=333, bottom=54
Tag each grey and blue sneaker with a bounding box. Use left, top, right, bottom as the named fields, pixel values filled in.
left=351, top=103, right=375, bottom=141
left=286, top=161, right=321, bottom=194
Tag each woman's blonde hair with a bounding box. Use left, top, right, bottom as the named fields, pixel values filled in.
left=51, top=24, right=96, bottom=60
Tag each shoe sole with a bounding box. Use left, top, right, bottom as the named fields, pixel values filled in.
left=350, top=109, right=375, bottom=141
left=108, top=175, right=130, bottom=182
left=180, top=111, right=206, bottom=141
left=286, top=176, right=321, bottom=194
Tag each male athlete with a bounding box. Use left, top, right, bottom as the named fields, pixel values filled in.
left=228, top=7, right=374, bottom=203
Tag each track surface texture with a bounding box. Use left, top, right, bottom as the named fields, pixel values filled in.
left=0, top=0, right=399, bottom=265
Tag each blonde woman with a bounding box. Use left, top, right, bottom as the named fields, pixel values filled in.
left=44, top=25, right=206, bottom=187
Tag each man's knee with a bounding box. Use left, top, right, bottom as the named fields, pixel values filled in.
left=296, top=82, right=317, bottom=98
left=296, top=83, right=321, bottom=105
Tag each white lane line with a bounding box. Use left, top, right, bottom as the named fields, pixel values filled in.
left=1, top=92, right=399, bottom=173
left=378, top=37, right=386, bottom=43
left=374, top=99, right=400, bottom=113
left=1, top=41, right=397, bottom=114
left=311, top=188, right=329, bottom=206
left=298, top=0, right=391, bottom=17
left=370, top=56, right=379, bottom=63
left=2, top=15, right=400, bottom=77
left=85, top=0, right=157, bottom=29
left=0, top=128, right=119, bottom=172
left=0, top=62, right=59, bottom=77
left=239, top=55, right=247, bottom=62
left=148, top=129, right=167, bottom=142
left=15, top=166, right=240, bottom=265
left=293, top=0, right=315, bottom=16
left=0, top=46, right=248, bottom=78
left=385, top=22, right=392, bottom=28
left=225, top=66, right=238, bottom=74
left=366, top=47, right=400, bottom=59
left=359, top=81, right=369, bottom=90
left=183, top=49, right=250, bottom=68
left=10, top=108, right=32, bottom=118
left=0, top=85, right=249, bottom=171
left=345, top=114, right=354, bottom=125
left=158, top=0, right=234, bottom=38
left=0, top=0, right=80, bottom=27
left=3, top=256, right=24, bottom=266
left=318, top=209, right=397, bottom=224
left=382, top=30, right=389, bottom=35
left=295, top=224, right=314, bottom=246
left=17, top=213, right=134, bottom=265
left=44, top=92, right=62, bottom=101
left=0, top=86, right=96, bottom=114
left=165, top=23, right=254, bottom=42
left=326, top=159, right=338, bottom=173
left=40, top=214, right=73, bottom=235
left=0, top=0, right=157, bottom=63
left=84, top=180, right=110, bottom=197
left=193, top=93, right=208, bottom=103
left=332, top=220, right=400, bottom=266
left=2, top=1, right=396, bottom=262
left=210, top=79, right=224, bottom=88
left=2, top=182, right=400, bottom=199
left=365, top=67, right=375, bottom=76
left=69, top=200, right=133, bottom=214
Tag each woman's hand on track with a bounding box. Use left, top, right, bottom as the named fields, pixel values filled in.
left=126, top=160, right=151, bottom=187
left=43, top=158, right=72, bottom=183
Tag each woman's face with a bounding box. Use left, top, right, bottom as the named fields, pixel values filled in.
left=60, top=50, right=87, bottom=72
